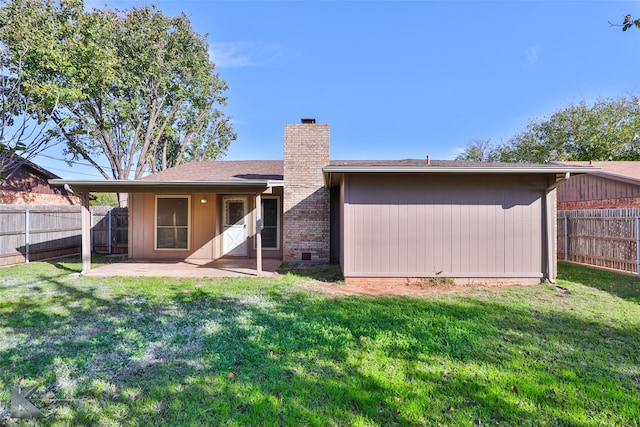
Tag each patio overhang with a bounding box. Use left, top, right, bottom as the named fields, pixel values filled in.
left=48, top=178, right=285, bottom=277
left=48, top=178, right=284, bottom=195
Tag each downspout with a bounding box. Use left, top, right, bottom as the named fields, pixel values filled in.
left=544, top=172, right=571, bottom=283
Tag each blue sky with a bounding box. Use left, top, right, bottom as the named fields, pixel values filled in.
left=34, top=0, right=640, bottom=179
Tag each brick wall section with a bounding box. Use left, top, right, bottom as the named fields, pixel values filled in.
left=283, top=123, right=330, bottom=262
left=0, top=191, right=81, bottom=205
left=558, top=197, right=640, bottom=211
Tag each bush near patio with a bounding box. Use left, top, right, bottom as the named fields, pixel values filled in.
left=0, top=259, right=639, bottom=426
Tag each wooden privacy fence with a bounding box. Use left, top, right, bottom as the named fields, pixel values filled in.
left=0, top=205, right=128, bottom=267
left=557, top=208, right=640, bottom=274
left=91, top=206, right=128, bottom=255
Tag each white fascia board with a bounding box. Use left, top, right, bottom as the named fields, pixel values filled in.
left=49, top=179, right=275, bottom=186
left=47, top=179, right=284, bottom=193
left=321, top=166, right=601, bottom=174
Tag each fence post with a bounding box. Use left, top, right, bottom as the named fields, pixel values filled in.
left=25, top=209, right=30, bottom=264
left=90, top=209, right=94, bottom=253
left=108, top=209, right=112, bottom=255
left=637, top=217, right=640, bottom=275
left=564, top=215, right=569, bottom=261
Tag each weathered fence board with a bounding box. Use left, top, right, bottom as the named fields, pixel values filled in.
left=0, top=205, right=128, bottom=267
left=558, top=209, right=640, bottom=274
left=91, top=207, right=128, bottom=255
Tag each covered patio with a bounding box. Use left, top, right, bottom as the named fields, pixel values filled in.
left=48, top=178, right=284, bottom=277
left=86, top=257, right=283, bottom=278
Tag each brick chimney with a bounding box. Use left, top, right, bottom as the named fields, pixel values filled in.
left=283, top=119, right=330, bottom=262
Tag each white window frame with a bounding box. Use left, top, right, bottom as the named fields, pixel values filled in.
left=255, top=196, right=280, bottom=250
left=154, top=195, right=191, bottom=251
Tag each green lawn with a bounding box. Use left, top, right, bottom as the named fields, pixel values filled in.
left=0, top=259, right=639, bottom=426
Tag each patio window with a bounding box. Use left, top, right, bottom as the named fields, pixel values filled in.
left=155, top=196, right=190, bottom=250
left=258, top=197, right=280, bottom=250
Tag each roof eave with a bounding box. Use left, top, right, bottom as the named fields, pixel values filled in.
left=48, top=179, right=284, bottom=194
left=322, top=165, right=600, bottom=174
left=322, top=165, right=600, bottom=188
left=593, top=171, right=640, bottom=185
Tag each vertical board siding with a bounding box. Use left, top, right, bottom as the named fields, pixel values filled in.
left=557, top=174, right=640, bottom=210
left=557, top=208, right=640, bottom=273
left=343, top=174, right=547, bottom=278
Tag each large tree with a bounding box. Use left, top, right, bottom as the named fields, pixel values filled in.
left=0, top=41, right=62, bottom=180
left=0, top=0, right=235, bottom=203
left=456, top=95, right=640, bottom=163
left=454, top=139, right=500, bottom=162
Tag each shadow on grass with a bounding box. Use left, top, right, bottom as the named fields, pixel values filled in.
left=1, top=275, right=639, bottom=425
left=558, top=262, right=640, bottom=303
left=45, top=255, right=127, bottom=273
left=277, top=262, right=344, bottom=283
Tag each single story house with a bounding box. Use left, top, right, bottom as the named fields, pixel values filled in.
left=555, top=161, right=640, bottom=210
left=1, top=159, right=81, bottom=206
left=50, top=120, right=596, bottom=283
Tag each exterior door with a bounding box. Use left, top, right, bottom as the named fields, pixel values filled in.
left=223, top=197, right=248, bottom=256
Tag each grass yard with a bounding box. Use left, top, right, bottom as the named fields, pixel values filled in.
left=0, top=259, right=639, bottom=426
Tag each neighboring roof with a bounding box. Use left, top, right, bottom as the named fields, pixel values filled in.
left=141, top=160, right=284, bottom=181
left=0, top=158, right=61, bottom=183
left=555, top=161, right=640, bottom=184
left=22, top=159, right=62, bottom=180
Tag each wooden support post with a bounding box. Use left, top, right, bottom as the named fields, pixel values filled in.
left=25, top=209, right=30, bottom=264
left=90, top=209, right=94, bottom=254
left=108, top=209, right=112, bottom=255
left=564, top=215, right=569, bottom=261
left=256, top=193, right=262, bottom=276
left=81, top=192, right=91, bottom=276
left=637, top=217, right=640, bottom=275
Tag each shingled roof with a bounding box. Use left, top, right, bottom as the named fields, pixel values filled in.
left=557, top=161, right=640, bottom=182
left=138, top=158, right=596, bottom=183
left=328, top=159, right=561, bottom=168
left=141, top=160, right=284, bottom=182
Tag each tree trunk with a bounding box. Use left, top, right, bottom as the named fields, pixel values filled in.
left=117, top=192, right=128, bottom=208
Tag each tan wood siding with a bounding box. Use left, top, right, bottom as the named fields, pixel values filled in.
left=129, top=191, right=283, bottom=261
left=129, top=193, right=220, bottom=260
left=342, top=174, right=546, bottom=278
left=190, top=194, right=216, bottom=259
left=248, top=188, right=284, bottom=259
left=339, top=176, right=345, bottom=268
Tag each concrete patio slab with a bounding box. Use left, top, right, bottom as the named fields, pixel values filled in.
left=86, top=258, right=283, bottom=278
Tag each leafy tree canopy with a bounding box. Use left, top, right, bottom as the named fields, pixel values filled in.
left=90, top=192, right=119, bottom=207
left=0, top=0, right=235, bottom=188
left=456, top=95, right=640, bottom=163
left=0, top=33, right=64, bottom=181
left=621, top=14, right=640, bottom=31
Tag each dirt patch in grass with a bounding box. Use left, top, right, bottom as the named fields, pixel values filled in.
left=303, top=280, right=530, bottom=297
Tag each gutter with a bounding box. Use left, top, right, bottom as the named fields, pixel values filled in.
left=322, top=165, right=598, bottom=174
left=48, top=179, right=285, bottom=194
left=49, top=179, right=282, bottom=187
left=546, top=172, right=571, bottom=192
